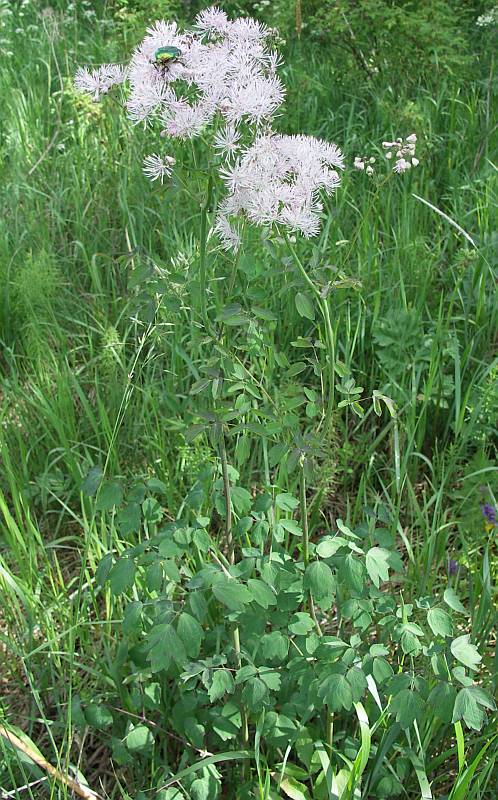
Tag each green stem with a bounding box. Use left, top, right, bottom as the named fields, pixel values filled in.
left=327, top=711, right=334, bottom=752
left=282, top=231, right=336, bottom=428
left=218, top=428, right=249, bottom=770
left=219, top=429, right=234, bottom=565
left=199, top=173, right=213, bottom=328
left=300, top=458, right=309, bottom=567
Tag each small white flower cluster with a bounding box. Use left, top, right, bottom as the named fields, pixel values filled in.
left=383, top=134, right=419, bottom=174
left=353, top=155, right=375, bottom=175
left=476, top=7, right=498, bottom=27
left=216, top=134, right=344, bottom=244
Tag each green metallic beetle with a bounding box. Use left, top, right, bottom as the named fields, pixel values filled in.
left=154, top=46, right=182, bottom=67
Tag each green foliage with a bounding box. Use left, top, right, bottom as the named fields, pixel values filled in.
left=78, top=473, right=495, bottom=795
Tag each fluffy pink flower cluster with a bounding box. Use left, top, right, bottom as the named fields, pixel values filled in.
left=75, top=7, right=344, bottom=246
left=74, top=64, right=127, bottom=101
left=75, top=7, right=284, bottom=137
left=215, top=134, right=344, bottom=246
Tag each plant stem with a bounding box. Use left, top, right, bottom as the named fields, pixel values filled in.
left=300, top=458, right=309, bottom=567
left=218, top=427, right=249, bottom=770
left=199, top=173, right=213, bottom=329
left=282, top=231, right=336, bottom=428
left=219, top=428, right=234, bottom=565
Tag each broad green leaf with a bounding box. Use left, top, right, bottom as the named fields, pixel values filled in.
left=280, top=776, right=310, bottom=800
left=427, top=608, right=453, bottom=638
left=177, top=613, right=203, bottom=658
left=280, top=519, right=303, bottom=536
left=451, top=635, right=481, bottom=670
left=116, top=502, right=141, bottom=535
left=213, top=579, right=252, bottom=611
left=316, top=536, right=348, bottom=558
left=389, top=689, right=424, bottom=730
left=208, top=669, right=235, bottom=702
left=108, top=558, right=136, bottom=595
left=303, top=561, right=335, bottom=603
left=123, top=601, right=142, bottom=636
left=147, top=477, right=167, bottom=494
left=452, top=687, right=485, bottom=731
left=95, top=480, right=123, bottom=511
left=231, top=486, right=252, bottom=514
left=258, top=668, right=281, bottom=691
left=81, top=465, right=103, bottom=497
left=148, top=624, right=186, bottom=672
left=253, top=493, right=272, bottom=513
left=146, top=561, right=163, bottom=592
left=288, top=612, right=314, bottom=636
left=366, top=547, right=391, bottom=588
left=95, top=553, right=113, bottom=587
left=444, top=587, right=467, bottom=615
left=242, top=677, right=268, bottom=711
left=248, top=578, right=276, bottom=608
left=339, top=553, right=365, bottom=593
left=346, top=666, right=367, bottom=702
left=84, top=703, right=113, bottom=729
left=142, top=497, right=163, bottom=523
left=261, top=631, right=289, bottom=661
left=427, top=682, right=456, bottom=723
left=318, top=673, right=353, bottom=711
left=295, top=292, right=315, bottom=321
left=276, top=493, right=299, bottom=512
left=372, top=657, right=394, bottom=684
left=125, top=725, right=154, bottom=754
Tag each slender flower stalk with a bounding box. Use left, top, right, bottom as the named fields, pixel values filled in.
left=282, top=230, right=337, bottom=427
left=199, top=174, right=214, bottom=327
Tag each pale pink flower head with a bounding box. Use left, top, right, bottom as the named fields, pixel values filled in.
left=142, top=153, right=176, bottom=183
left=213, top=215, right=242, bottom=252
left=75, top=7, right=285, bottom=141
left=74, top=64, right=126, bottom=101
left=215, top=133, right=344, bottom=248
left=195, top=6, right=230, bottom=36
left=214, top=124, right=241, bottom=160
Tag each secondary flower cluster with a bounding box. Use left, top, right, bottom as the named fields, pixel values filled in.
left=75, top=7, right=344, bottom=248
left=216, top=134, right=344, bottom=244
left=353, top=134, right=419, bottom=177
left=353, top=155, right=375, bottom=175
left=383, top=134, right=419, bottom=173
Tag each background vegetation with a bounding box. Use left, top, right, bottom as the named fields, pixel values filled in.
left=0, top=1, right=496, bottom=798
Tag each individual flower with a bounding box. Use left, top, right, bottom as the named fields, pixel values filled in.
left=214, top=124, right=241, bottom=159
left=447, top=558, right=459, bottom=576
left=74, top=64, right=126, bottom=101
left=195, top=6, right=230, bottom=35
left=142, top=153, right=175, bottom=183
left=215, top=133, right=344, bottom=247
left=213, top=214, right=242, bottom=252
left=481, top=502, right=497, bottom=532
